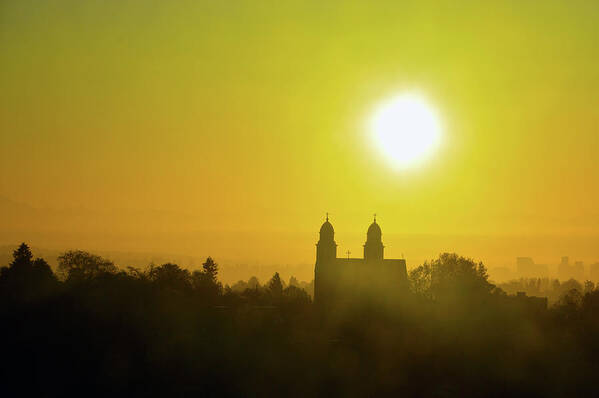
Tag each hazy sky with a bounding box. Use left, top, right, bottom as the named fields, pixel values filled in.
left=2, top=1, right=598, bottom=269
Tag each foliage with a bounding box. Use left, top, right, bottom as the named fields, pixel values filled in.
left=149, top=262, right=192, bottom=292
left=4, top=243, right=599, bottom=396
left=0, top=243, right=57, bottom=301
left=202, top=257, right=218, bottom=282
left=191, top=257, right=223, bottom=302
left=268, top=272, right=283, bottom=297
left=10, top=243, right=33, bottom=268
left=57, top=250, right=118, bottom=281
left=409, top=252, right=495, bottom=301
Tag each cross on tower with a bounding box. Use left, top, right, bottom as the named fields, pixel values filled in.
left=373, top=213, right=377, bottom=222
left=326, top=212, right=329, bottom=221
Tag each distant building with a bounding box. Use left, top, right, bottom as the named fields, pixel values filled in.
left=516, top=257, right=548, bottom=278
left=314, top=215, right=408, bottom=307
left=558, top=256, right=571, bottom=281
left=573, top=261, right=585, bottom=281
left=557, top=256, right=585, bottom=281
left=590, top=263, right=599, bottom=282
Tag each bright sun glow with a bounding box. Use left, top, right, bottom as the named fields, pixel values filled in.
left=370, top=93, right=442, bottom=169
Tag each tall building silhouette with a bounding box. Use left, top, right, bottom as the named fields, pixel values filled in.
left=557, top=256, right=570, bottom=280
left=590, top=262, right=599, bottom=282
left=516, top=257, right=548, bottom=278
left=314, top=215, right=408, bottom=306
left=557, top=256, right=585, bottom=281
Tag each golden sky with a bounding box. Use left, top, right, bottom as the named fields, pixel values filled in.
left=1, top=1, right=598, bottom=272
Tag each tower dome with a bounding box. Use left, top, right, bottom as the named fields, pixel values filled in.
left=316, top=213, right=337, bottom=271
left=364, top=214, right=384, bottom=261
left=366, top=216, right=382, bottom=242
left=319, top=214, right=334, bottom=240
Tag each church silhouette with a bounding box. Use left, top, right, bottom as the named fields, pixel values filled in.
left=314, top=215, right=408, bottom=306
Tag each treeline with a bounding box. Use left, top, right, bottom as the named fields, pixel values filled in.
left=0, top=243, right=312, bottom=308
left=3, top=244, right=599, bottom=396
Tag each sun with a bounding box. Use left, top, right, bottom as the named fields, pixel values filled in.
left=370, top=93, right=442, bottom=169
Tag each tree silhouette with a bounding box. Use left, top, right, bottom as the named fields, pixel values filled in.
left=149, top=263, right=191, bottom=292
left=202, top=257, right=218, bottom=283
left=30, top=257, right=56, bottom=286
left=409, top=252, right=495, bottom=301
left=282, top=285, right=311, bottom=305
left=191, top=257, right=222, bottom=302
left=584, top=280, right=595, bottom=294
left=0, top=243, right=57, bottom=301
left=289, top=276, right=299, bottom=287
left=231, top=279, right=249, bottom=292
left=58, top=250, right=117, bottom=281
left=248, top=276, right=260, bottom=289
left=10, top=242, right=33, bottom=269
left=268, top=272, right=283, bottom=297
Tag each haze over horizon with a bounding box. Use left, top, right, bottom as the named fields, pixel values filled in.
left=2, top=195, right=598, bottom=278
left=2, top=1, right=599, bottom=270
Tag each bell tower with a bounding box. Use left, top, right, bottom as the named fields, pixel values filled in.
left=314, top=213, right=337, bottom=305
left=316, top=213, right=337, bottom=263
left=364, top=214, right=384, bottom=261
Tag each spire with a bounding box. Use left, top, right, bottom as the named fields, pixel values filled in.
left=326, top=212, right=329, bottom=222
left=373, top=213, right=377, bottom=223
